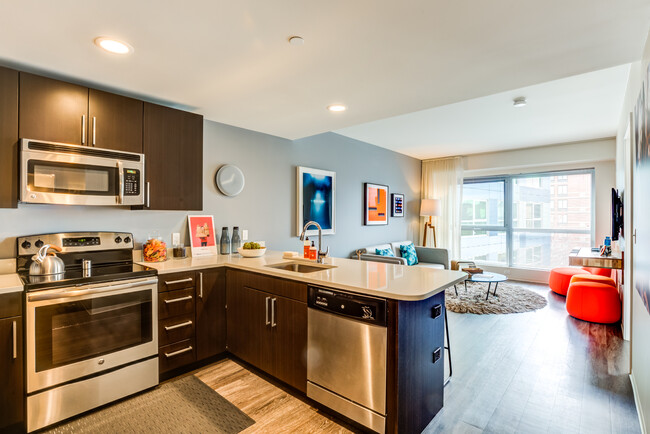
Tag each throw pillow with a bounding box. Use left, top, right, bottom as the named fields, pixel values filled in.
left=399, top=243, right=419, bottom=266
left=375, top=247, right=395, bottom=257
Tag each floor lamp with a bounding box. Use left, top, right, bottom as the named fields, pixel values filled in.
left=421, top=198, right=441, bottom=247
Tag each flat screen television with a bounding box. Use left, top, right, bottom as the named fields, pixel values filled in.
left=612, top=188, right=623, bottom=241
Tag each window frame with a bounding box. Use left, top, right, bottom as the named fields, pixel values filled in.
left=461, top=168, right=595, bottom=269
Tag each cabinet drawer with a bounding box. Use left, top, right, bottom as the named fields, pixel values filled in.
left=0, top=292, right=21, bottom=319
left=159, top=288, right=195, bottom=320
left=228, top=269, right=307, bottom=303
left=159, top=313, right=195, bottom=346
left=158, top=272, right=195, bottom=292
left=159, top=339, right=195, bottom=373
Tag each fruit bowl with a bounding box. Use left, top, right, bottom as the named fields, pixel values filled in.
left=237, top=247, right=266, bottom=258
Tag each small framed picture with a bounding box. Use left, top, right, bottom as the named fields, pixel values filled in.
left=364, top=183, right=389, bottom=225
left=188, top=215, right=218, bottom=257
left=391, top=193, right=404, bottom=217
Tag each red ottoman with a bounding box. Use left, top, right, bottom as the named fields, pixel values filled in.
left=549, top=267, right=590, bottom=296
left=570, top=274, right=616, bottom=287
left=582, top=267, right=612, bottom=278
left=566, top=282, right=621, bottom=324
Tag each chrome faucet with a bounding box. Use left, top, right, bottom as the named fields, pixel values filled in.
left=299, top=221, right=329, bottom=263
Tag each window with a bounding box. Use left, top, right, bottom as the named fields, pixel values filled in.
left=461, top=170, right=594, bottom=269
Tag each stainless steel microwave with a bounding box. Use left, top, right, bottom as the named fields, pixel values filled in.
left=20, top=139, right=145, bottom=206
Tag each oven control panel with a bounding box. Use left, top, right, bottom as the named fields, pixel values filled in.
left=17, top=232, right=135, bottom=256
left=62, top=237, right=100, bottom=247
left=123, top=169, right=140, bottom=196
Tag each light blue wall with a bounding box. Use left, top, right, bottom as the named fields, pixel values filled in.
left=0, top=120, right=421, bottom=259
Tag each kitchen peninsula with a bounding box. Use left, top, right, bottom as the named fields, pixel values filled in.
left=139, top=251, right=466, bottom=434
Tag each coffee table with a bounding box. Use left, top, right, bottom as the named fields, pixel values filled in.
left=454, top=272, right=508, bottom=300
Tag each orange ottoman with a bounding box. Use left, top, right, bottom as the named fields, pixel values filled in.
left=570, top=274, right=616, bottom=287
left=582, top=267, right=612, bottom=277
left=549, top=267, right=590, bottom=296
left=566, top=282, right=621, bottom=324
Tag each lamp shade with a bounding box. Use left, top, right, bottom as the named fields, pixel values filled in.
left=420, top=198, right=441, bottom=217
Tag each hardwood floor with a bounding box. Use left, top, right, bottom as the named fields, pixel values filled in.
left=193, top=281, right=640, bottom=434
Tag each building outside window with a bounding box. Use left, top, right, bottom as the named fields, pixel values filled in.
left=460, top=170, right=593, bottom=269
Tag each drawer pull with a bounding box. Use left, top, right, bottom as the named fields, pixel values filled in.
left=164, top=346, right=193, bottom=358
left=12, top=321, right=17, bottom=359
left=164, top=320, right=193, bottom=331
left=164, top=295, right=193, bottom=304
left=164, top=277, right=193, bottom=286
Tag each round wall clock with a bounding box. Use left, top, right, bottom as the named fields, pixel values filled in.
left=215, top=164, right=245, bottom=197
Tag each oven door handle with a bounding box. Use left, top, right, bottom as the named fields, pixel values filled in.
left=27, top=278, right=158, bottom=302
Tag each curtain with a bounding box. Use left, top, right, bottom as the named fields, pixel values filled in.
left=421, top=157, right=464, bottom=259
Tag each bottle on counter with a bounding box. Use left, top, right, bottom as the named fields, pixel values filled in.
left=232, top=226, right=241, bottom=253
left=309, top=240, right=317, bottom=260
left=220, top=227, right=230, bottom=255
left=303, top=236, right=310, bottom=258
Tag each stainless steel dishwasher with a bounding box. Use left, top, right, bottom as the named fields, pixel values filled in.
left=307, top=286, right=387, bottom=434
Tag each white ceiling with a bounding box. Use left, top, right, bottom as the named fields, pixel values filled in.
left=336, top=64, right=632, bottom=159
left=0, top=1, right=648, bottom=153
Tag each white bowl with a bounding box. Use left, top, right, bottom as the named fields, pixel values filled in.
left=237, top=247, right=266, bottom=258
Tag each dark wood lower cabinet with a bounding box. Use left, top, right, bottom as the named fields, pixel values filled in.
left=226, top=284, right=269, bottom=371
left=271, top=295, right=307, bottom=393
left=196, top=269, right=226, bottom=360
left=0, top=316, right=24, bottom=433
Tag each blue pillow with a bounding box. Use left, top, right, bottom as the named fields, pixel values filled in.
left=375, top=248, right=395, bottom=257
left=399, top=243, right=419, bottom=266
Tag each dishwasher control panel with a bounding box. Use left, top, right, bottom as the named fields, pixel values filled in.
left=308, top=286, right=387, bottom=326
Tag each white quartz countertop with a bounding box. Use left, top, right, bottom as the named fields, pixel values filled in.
left=137, top=251, right=466, bottom=301
left=0, top=273, right=23, bottom=294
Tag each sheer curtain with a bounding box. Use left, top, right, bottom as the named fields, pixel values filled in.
left=421, top=157, right=464, bottom=259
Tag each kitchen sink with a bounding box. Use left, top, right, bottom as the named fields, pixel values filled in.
left=265, top=262, right=336, bottom=273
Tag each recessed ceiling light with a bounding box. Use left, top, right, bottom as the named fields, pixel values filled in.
left=513, top=97, right=527, bottom=107
left=327, top=104, right=346, bottom=112
left=288, top=36, right=304, bottom=46
left=94, top=37, right=133, bottom=54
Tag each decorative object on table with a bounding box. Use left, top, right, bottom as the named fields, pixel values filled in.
left=143, top=233, right=167, bottom=262
left=364, top=182, right=389, bottom=225
left=451, top=260, right=475, bottom=271
left=219, top=227, right=230, bottom=255
left=41, top=375, right=254, bottom=433
left=187, top=215, right=217, bottom=257
left=633, top=73, right=650, bottom=315
left=462, top=267, right=483, bottom=275
left=391, top=193, right=404, bottom=217
left=445, top=281, right=547, bottom=315
left=231, top=226, right=242, bottom=252
left=297, top=166, right=336, bottom=236
left=237, top=242, right=266, bottom=257
left=420, top=198, right=441, bottom=247
left=399, top=243, right=419, bottom=265
left=215, top=164, right=245, bottom=197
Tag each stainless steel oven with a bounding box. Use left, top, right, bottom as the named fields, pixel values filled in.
left=25, top=276, right=158, bottom=431
left=20, top=138, right=145, bottom=206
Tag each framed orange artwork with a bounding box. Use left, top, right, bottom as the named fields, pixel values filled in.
left=364, top=183, right=389, bottom=225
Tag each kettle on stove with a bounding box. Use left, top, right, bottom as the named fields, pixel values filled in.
left=30, top=244, right=65, bottom=276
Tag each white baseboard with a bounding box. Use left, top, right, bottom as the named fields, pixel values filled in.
left=630, top=372, right=647, bottom=434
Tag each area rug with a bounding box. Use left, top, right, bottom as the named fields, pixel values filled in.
left=445, top=281, right=547, bottom=314
left=45, top=375, right=255, bottom=434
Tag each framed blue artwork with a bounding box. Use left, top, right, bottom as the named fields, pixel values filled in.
left=297, top=166, right=336, bottom=236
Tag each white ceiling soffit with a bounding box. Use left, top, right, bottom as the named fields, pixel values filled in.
left=336, top=64, right=632, bottom=159
left=0, top=1, right=647, bottom=141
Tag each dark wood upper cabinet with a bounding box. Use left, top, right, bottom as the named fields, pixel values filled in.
left=0, top=66, right=18, bottom=209
left=88, top=89, right=143, bottom=153
left=0, top=316, right=23, bottom=433
left=196, top=268, right=227, bottom=360
left=143, top=102, right=203, bottom=211
left=19, top=72, right=88, bottom=145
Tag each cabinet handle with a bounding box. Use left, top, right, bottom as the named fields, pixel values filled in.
left=92, top=116, right=96, bottom=146
left=164, top=277, right=193, bottom=286
left=12, top=320, right=17, bottom=359
left=117, top=161, right=124, bottom=205
left=81, top=115, right=86, bottom=144
left=164, top=320, right=192, bottom=331
left=271, top=298, right=277, bottom=328
left=164, top=295, right=192, bottom=304
left=265, top=296, right=270, bottom=325
left=198, top=272, right=203, bottom=299
left=146, top=182, right=150, bottom=208
left=164, top=346, right=192, bottom=358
